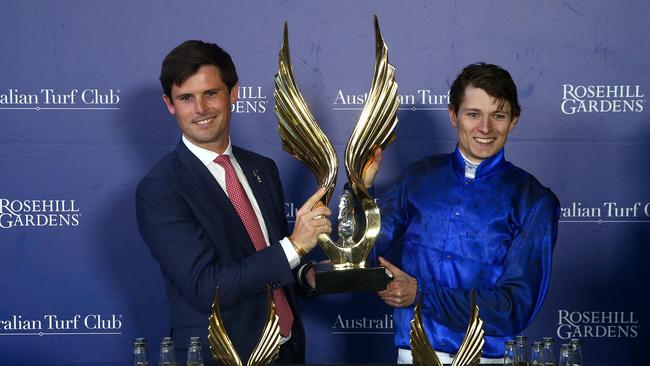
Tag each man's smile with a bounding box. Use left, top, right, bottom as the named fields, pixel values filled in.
left=194, top=115, right=216, bottom=125
left=474, top=137, right=496, bottom=144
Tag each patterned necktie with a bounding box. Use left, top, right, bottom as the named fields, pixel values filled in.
left=214, top=154, right=294, bottom=337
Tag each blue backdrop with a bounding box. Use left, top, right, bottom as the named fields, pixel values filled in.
left=1, top=1, right=648, bottom=365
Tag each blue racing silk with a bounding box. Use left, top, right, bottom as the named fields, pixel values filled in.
left=370, top=147, right=560, bottom=358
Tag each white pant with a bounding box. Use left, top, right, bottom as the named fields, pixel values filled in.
left=398, top=348, right=504, bottom=364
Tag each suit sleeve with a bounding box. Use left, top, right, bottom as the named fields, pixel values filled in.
left=419, top=192, right=560, bottom=335
left=135, top=175, right=295, bottom=313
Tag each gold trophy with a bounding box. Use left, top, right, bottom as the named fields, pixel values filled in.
left=274, top=15, right=399, bottom=294
left=208, top=289, right=281, bottom=366
left=410, top=290, right=485, bottom=366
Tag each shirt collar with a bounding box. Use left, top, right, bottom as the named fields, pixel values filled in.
left=182, top=135, right=233, bottom=166
left=452, top=146, right=506, bottom=180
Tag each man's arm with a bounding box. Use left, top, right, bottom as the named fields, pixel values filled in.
left=136, top=176, right=330, bottom=313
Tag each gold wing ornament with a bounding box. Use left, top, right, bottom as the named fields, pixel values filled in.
left=208, top=288, right=280, bottom=366
left=274, top=22, right=338, bottom=207
left=450, top=291, right=484, bottom=366
left=340, top=14, right=399, bottom=266
left=410, top=290, right=485, bottom=366
left=410, top=295, right=443, bottom=366
left=274, top=15, right=399, bottom=269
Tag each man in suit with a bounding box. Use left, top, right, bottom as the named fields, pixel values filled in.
left=136, top=40, right=331, bottom=365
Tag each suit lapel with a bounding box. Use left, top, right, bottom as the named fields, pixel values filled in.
left=233, top=147, right=282, bottom=246
left=174, top=142, right=254, bottom=253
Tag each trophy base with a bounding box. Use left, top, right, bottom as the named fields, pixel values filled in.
left=314, top=263, right=393, bottom=294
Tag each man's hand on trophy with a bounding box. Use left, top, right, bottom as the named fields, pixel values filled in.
left=290, top=187, right=332, bottom=255
left=362, top=147, right=383, bottom=188
left=377, top=256, right=417, bottom=308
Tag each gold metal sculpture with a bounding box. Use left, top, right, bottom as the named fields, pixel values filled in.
left=410, top=291, right=485, bottom=366
left=410, top=295, right=442, bottom=366
left=208, top=289, right=280, bottom=366
left=274, top=15, right=398, bottom=293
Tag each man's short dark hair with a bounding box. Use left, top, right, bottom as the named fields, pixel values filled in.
left=448, top=63, right=521, bottom=118
left=160, top=40, right=238, bottom=100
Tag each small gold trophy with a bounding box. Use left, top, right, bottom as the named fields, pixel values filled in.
left=208, top=289, right=280, bottom=366
left=274, top=15, right=398, bottom=294
left=410, top=290, right=485, bottom=366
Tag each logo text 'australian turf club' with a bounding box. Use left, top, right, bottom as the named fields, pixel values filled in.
left=333, top=89, right=449, bottom=110
left=332, top=313, right=394, bottom=333
left=0, top=88, right=120, bottom=108
left=0, top=314, right=122, bottom=334
left=560, top=201, right=650, bottom=222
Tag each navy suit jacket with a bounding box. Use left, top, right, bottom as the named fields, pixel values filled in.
left=136, top=141, right=304, bottom=365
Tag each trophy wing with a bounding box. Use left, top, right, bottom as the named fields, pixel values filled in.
left=410, top=296, right=443, bottom=366
left=450, top=290, right=485, bottom=366
left=274, top=22, right=338, bottom=205
left=344, top=14, right=399, bottom=192
left=246, top=289, right=281, bottom=366
left=208, top=289, right=243, bottom=366
left=336, top=15, right=399, bottom=263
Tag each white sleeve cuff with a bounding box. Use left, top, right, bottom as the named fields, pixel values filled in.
left=280, top=237, right=301, bottom=269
